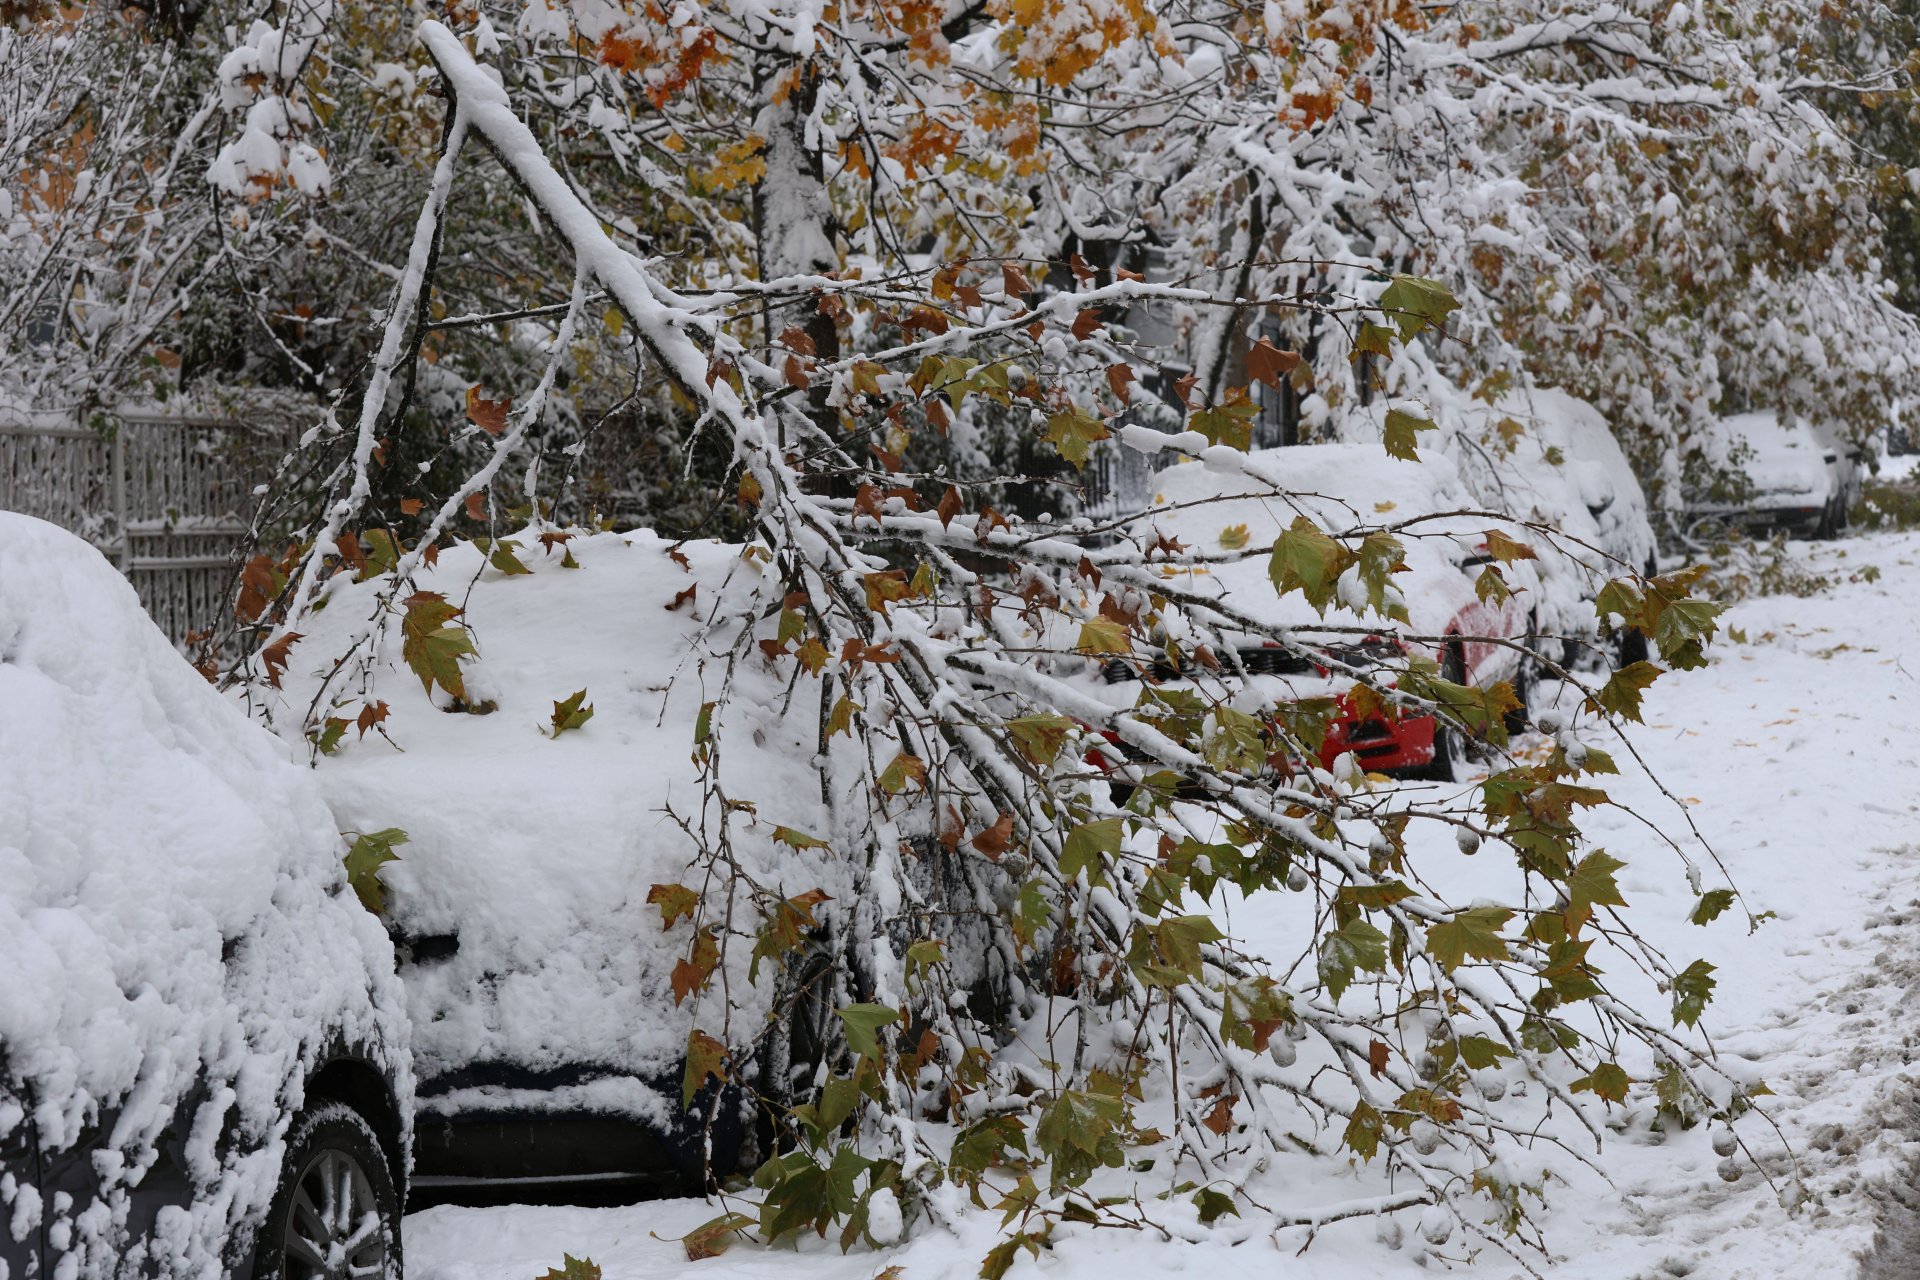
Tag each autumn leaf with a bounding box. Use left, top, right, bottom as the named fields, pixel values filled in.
left=1044, top=406, right=1109, bottom=467
left=261, top=630, right=302, bottom=689
left=682, top=1214, right=755, bottom=1262
left=1002, top=261, right=1032, bottom=296
left=1076, top=617, right=1130, bottom=655
left=666, top=583, right=698, bottom=613
left=938, top=485, right=963, bottom=528
left=772, top=826, right=831, bottom=850
left=973, top=812, right=1014, bottom=858
left=682, top=1029, right=728, bottom=1107
left=1382, top=407, right=1435, bottom=461
left=464, top=491, right=487, bottom=521
left=1071, top=309, right=1101, bottom=340
left=879, top=752, right=928, bottom=794
left=1483, top=529, right=1538, bottom=563
left=400, top=591, right=473, bottom=701
left=355, top=700, right=389, bottom=738
left=1246, top=338, right=1300, bottom=389
left=647, top=882, right=699, bottom=928
left=672, top=927, right=721, bottom=1005
left=465, top=385, right=512, bottom=435
left=1106, top=362, right=1134, bottom=405
left=343, top=827, right=407, bottom=914
left=548, top=689, right=595, bottom=736
left=399, top=498, right=424, bottom=516
left=535, top=1255, right=602, bottom=1280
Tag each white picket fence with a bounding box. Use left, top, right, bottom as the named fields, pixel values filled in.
left=0, top=406, right=285, bottom=646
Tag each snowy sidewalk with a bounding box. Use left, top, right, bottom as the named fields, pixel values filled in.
left=408, top=531, right=1920, bottom=1280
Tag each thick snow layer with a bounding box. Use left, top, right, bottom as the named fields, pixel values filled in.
left=258, top=531, right=837, bottom=1106
left=0, top=513, right=409, bottom=1276
left=1700, top=411, right=1831, bottom=506
left=411, top=530, right=1920, bottom=1280
left=1135, top=442, right=1536, bottom=678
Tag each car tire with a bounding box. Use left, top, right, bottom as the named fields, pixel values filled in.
left=1419, top=641, right=1468, bottom=782
left=1503, top=617, right=1538, bottom=737
left=253, top=1100, right=401, bottom=1280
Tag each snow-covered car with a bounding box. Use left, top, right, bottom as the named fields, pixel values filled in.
left=1451, top=388, right=1658, bottom=579
left=0, top=513, right=412, bottom=1279
left=1687, top=410, right=1859, bottom=541
left=1097, top=442, right=1539, bottom=779
left=266, top=532, right=839, bottom=1201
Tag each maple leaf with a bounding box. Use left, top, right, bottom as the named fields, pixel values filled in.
left=647, top=882, right=699, bottom=928
left=355, top=700, right=390, bottom=738
left=464, top=491, right=486, bottom=521
left=682, top=1029, right=729, bottom=1107
left=779, top=325, right=816, bottom=355
left=399, top=498, right=424, bottom=517
left=666, top=583, right=698, bottom=612
left=537, top=530, right=572, bottom=555
left=237, top=553, right=277, bottom=622
left=343, top=828, right=407, bottom=914
left=1069, top=251, right=1095, bottom=283
left=973, top=812, right=1014, bottom=858
left=878, top=752, right=928, bottom=794
left=400, top=591, right=473, bottom=701
left=1106, top=362, right=1134, bottom=405
left=1201, top=1092, right=1237, bottom=1136
left=1071, top=309, right=1101, bottom=340
left=1044, top=406, right=1109, bottom=467
left=1002, top=261, right=1033, bottom=296
left=465, top=385, right=512, bottom=435
left=536, top=1256, right=601, bottom=1280
left=682, top=1214, right=755, bottom=1262
left=1246, top=338, right=1300, bottom=389
left=937, top=485, right=963, bottom=529
left=548, top=688, right=595, bottom=736
left=261, top=631, right=302, bottom=689
left=672, top=927, right=721, bottom=1005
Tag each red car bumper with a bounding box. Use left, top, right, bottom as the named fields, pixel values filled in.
left=1319, top=699, right=1437, bottom=774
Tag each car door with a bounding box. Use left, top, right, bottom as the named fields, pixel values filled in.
left=1, top=1078, right=42, bottom=1279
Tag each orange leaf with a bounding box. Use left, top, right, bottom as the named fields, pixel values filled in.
left=1246, top=338, right=1301, bottom=390
left=465, top=385, right=512, bottom=436
left=1002, top=262, right=1032, bottom=297
left=784, top=355, right=810, bottom=388
left=937, top=485, right=963, bottom=529
left=667, top=583, right=698, bottom=612
left=1202, top=1092, right=1237, bottom=1136
left=355, top=700, right=390, bottom=738
left=1106, top=363, right=1134, bottom=405
left=399, top=498, right=424, bottom=516
left=464, top=491, right=486, bottom=521
left=779, top=325, right=817, bottom=356
left=972, top=812, right=1014, bottom=858
left=262, top=631, right=302, bottom=690
left=1071, top=310, right=1101, bottom=341
left=1368, top=1039, right=1390, bottom=1079
left=1069, top=251, right=1095, bottom=284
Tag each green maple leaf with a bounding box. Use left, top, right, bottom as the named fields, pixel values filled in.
left=1382, top=407, right=1434, bottom=461
left=1189, top=398, right=1258, bottom=451
left=1044, top=406, right=1110, bottom=467
left=535, top=1256, right=602, bottom=1280
left=401, top=591, right=474, bottom=701
left=836, top=1003, right=900, bottom=1059
left=1671, top=958, right=1717, bottom=1028
left=1269, top=516, right=1354, bottom=614
left=1425, top=906, right=1513, bottom=972
left=1005, top=713, right=1076, bottom=764
left=343, top=827, right=407, bottom=914
left=1318, top=915, right=1388, bottom=1001
left=547, top=688, right=594, bottom=736
left=1060, top=817, right=1125, bottom=883
left=1377, top=274, right=1459, bottom=340
left=1565, top=850, right=1628, bottom=932
left=1076, top=617, right=1131, bottom=655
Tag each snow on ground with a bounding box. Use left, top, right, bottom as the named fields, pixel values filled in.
left=409, top=530, right=1920, bottom=1280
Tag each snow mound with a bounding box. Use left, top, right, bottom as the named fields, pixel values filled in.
left=0, top=512, right=409, bottom=1277
left=260, top=530, right=838, bottom=1110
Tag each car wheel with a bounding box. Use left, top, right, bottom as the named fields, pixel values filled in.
left=1502, top=617, right=1537, bottom=737
left=1419, top=641, right=1468, bottom=782
left=253, top=1100, right=401, bottom=1280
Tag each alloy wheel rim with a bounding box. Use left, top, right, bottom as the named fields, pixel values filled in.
left=281, top=1146, right=387, bottom=1279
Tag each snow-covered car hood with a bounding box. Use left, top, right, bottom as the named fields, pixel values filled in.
left=1129, top=442, right=1531, bottom=648
left=1696, top=411, right=1831, bottom=507
left=261, top=531, right=842, bottom=1110
left=0, top=512, right=409, bottom=1277
left=1451, top=387, right=1657, bottom=575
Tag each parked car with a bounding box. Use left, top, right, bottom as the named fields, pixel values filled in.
left=1446, top=386, right=1659, bottom=664
left=1686, top=410, right=1861, bottom=541
left=1092, top=442, right=1541, bottom=780
left=0, top=513, right=412, bottom=1279
left=262, top=531, right=838, bottom=1202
